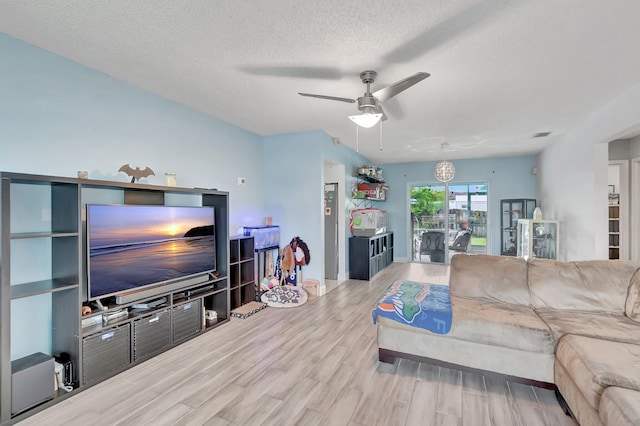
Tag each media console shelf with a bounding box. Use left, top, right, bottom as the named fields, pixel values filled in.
left=0, top=172, right=230, bottom=425
left=609, top=204, right=620, bottom=259
left=229, top=235, right=256, bottom=309
left=349, top=232, right=394, bottom=280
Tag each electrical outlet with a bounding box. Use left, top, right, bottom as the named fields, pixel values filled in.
left=237, top=177, right=246, bottom=186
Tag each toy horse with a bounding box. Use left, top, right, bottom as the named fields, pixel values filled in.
left=279, top=244, right=295, bottom=285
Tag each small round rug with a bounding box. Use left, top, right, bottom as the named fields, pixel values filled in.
left=260, top=285, right=308, bottom=308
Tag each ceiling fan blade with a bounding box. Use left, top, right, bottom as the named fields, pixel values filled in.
left=373, top=72, right=430, bottom=103
left=298, top=93, right=356, bottom=103
left=383, top=2, right=511, bottom=63
left=381, top=97, right=403, bottom=120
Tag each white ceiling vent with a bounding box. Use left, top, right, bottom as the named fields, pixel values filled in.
left=533, top=132, right=552, bottom=138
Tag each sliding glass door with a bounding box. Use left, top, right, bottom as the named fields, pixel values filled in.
left=411, top=182, right=487, bottom=264
left=411, top=184, right=446, bottom=263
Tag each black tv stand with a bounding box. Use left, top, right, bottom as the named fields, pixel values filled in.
left=0, top=171, right=231, bottom=425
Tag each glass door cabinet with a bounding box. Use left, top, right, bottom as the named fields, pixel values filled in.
left=517, top=219, right=560, bottom=260
left=500, top=199, right=536, bottom=256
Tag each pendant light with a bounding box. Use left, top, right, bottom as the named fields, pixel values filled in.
left=434, top=143, right=455, bottom=182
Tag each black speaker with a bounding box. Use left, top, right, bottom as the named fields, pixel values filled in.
left=11, top=352, right=54, bottom=415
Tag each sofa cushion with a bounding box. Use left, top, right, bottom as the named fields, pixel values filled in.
left=449, top=254, right=531, bottom=305
left=528, top=259, right=639, bottom=313
left=378, top=321, right=555, bottom=383
left=378, top=295, right=555, bottom=354
left=625, top=269, right=640, bottom=323
left=600, top=387, right=640, bottom=426
left=555, top=361, right=603, bottom=426
left=555, top=335, right=640, bottom=411
left=535, top=308, right=640, bottom=346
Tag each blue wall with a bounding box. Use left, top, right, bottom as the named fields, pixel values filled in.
left=1, top=34, right=266, bottom=359
left=1, top=32, right=538, bottom=357
left=0, top=34, right=265, bottom=233
left=262, top=130, right=370, bottom=285
left=383, top=156, right=537, bottom=258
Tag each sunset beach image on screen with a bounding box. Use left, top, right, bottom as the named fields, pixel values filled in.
left=87, top=204, right=216, bottom=300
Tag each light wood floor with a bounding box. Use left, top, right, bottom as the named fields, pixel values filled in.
left=19, top=262, right=577, bottom=426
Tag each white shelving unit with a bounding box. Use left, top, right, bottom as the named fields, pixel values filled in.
left=517, top=219, right=560, bottom=260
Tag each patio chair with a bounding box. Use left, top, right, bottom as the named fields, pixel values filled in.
left=419, top=231, right=445, bottom=262
left=449, top=229, right=472, bottom=253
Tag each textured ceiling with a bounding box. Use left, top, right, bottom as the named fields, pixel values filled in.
left=2, top=0, right=640, bottom=163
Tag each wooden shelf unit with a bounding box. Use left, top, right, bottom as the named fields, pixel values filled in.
left=0, top=172, right=230, bottom=424
left=349, top=232, right=394, bottom=280
left=229, top=235, right=256, bottom=309
left=609, top=204, right=620, bottom=259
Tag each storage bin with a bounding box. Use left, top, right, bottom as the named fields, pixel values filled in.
left=133, top=309, right=171, bottom=361
left=243, top=225, right=280, bottom=250
left=172, top=301, right=203, bottom=342
left=82, top=324, right=131, bottom=385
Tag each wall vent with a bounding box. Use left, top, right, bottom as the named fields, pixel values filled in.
left=533, top=131, right=552, bottom=138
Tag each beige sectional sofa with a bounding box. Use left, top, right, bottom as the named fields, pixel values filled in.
left=376, top=254, right=640, bottom=426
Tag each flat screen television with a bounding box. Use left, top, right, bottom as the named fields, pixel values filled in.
left=87, top=204, right=216, bottom=301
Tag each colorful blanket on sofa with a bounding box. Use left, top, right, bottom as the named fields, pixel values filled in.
left=372, top=280, right=452, bottom=334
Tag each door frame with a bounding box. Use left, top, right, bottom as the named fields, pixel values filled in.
left=609, top=160, right=629, bottom=259
left=632, top=157, right=640, bottom=261
left=323, top=160, right=346, bottom=281
left=408, top=180, right=489, bottom=264
left=407, top=181, right=450, bottom=264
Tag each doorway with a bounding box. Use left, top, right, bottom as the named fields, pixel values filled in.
left=633, top=157, right=640, bottom=262
left=411, top=182, right=487, bottom=264
left=324, top=182, right=339, bottom=280
left=323, top=160, right=346, bottom=291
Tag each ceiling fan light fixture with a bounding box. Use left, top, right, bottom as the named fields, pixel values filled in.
left=349, top=112, right=382, bottom=128
left=300, top=70, right=429, bottom=131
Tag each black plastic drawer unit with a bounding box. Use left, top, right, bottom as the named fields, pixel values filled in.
left=133, top=309, right=172, bottom=361
left=172, top=300, right=203, bottom=343
left=82, top=324, right=131, bottom=385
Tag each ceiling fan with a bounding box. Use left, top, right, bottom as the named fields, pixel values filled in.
left=298, top=70, right=430, bottom=128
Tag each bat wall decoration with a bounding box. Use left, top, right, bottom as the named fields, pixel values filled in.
left=118, top=164, right=155, bottom=183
